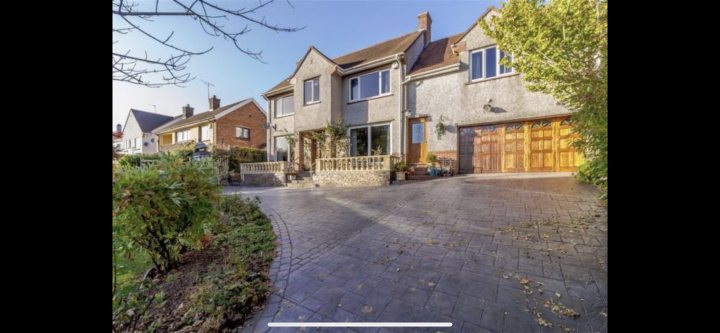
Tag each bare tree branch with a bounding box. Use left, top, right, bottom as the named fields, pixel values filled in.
left=113, top=0, right=303, bottom=87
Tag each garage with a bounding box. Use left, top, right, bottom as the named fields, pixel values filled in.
left=458, top=117, right=583, bottom=173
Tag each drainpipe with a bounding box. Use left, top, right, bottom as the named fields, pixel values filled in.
left=397, top=55, right=406, bottom=162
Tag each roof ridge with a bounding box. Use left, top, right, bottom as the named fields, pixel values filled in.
left=332, top=30, right=418, bottom=61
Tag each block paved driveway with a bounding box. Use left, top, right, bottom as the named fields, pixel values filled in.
left=227, top=173, right=607, bottom=333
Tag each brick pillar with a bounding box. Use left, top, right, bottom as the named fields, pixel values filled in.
left=294, top=132, right=304, bottom=172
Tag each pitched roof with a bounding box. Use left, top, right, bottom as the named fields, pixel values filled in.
left=130, top=109, right=175, bottom=132
left=157, top=99, right=250, bottom=132
left=409, top=33, right=464, bottom=75
left=332, top=31, right=422, bottom=69
left=456, top=6, right=497, bottom=43
left=264, top=31, right=423, bottom=97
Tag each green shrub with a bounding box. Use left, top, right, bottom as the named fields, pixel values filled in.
left=216, top=147, right=266, bottom=171
left=426, top=152, right=438, bottom=164
left=394, top=161, right=408, bottom=172
left=576, top=159, right=607, bottom=200
left=117, top=154, right=162, bottom=167
left=113, top=155, right=221, bottom=272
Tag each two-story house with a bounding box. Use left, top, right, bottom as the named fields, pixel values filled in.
left=263, top=7, right=583, bottom=175
left=119, top=109, right=175, bottom=155
left=154, top=96, right=267, bottom=152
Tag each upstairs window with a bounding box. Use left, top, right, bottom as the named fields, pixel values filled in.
left=275, top=95, right=295, bottom=117
left=304, top=78, right=320, bottom=104
left=236, top=127, right=250, bottom=139
left=470, top=45, right=513, bottom=81
left=350, top=69, right=390, bottom=101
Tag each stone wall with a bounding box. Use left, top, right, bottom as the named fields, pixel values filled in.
left=315, top=171, right=390, bottom=187
left=242, top=173, right=286, bottom=187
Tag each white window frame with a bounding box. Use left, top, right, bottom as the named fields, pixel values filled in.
left=236, top=127, right=250, bottom=139
left=275, top=94, right=295, bottom=118
left=175, top=130, right=191, bottom=142
left=347, top=122, right=393, bottom=157
left=200, top=125, right=210, bottom=141
left=470, top=45, right=514, bottom=82
left=304, top=78, right=320, bottom=105
left=274, top=135, right=294, bottom=162
left=348, top=69, right=391, bottom=102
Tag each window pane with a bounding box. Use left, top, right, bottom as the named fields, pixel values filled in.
left=359, top=72, right=379, bottom=99
left=236, top=127, right=241, bottom=138
left=412, top=123, right=424, bottom=143
left=275, top=98, right=282, bottom=116
left=350, top=78, right=359, bottom=100
left=313, top=79, right=320, bottom=101
left=381, top=70, right=390, bottom=94
left=499, top=50, right=512, bottom=74
left=304, top=80, right=312, bottom=103
left=485, top=47, right=497, bottom=78
left=283, top=95, right=294, bottom=115
left=471, top=51, right=483, bottom=80
left=350, top=127, right=368, bottom=156
left=371, top=125, right=390, bottom=155
left=275, top=136, right=289, bottom=161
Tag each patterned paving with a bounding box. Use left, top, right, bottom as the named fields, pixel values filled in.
left=226, top=173, right=607, bottom=333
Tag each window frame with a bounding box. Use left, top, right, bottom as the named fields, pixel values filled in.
left=469, top=45, right=514, bottom=82
left=303, top=77, right=320, bottom=105
left=175, top=129, right=191, bottom=142
left=347, top=123, right=392, bottom=157
left=235, top=126, right=250, bottom=140
left=199, top=125, right=210, bottom=141
left=275, top=94, right=295, bottom=118
left=348, top=69, right=391, bottom=102
left=274, top=135, right=294, bottom=162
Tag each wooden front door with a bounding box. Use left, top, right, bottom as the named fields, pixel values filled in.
left=408, top=117, right=427, bottom=164
left=530, top=119, right=554, bottom=171
left=475, top=125, right=500, bottom=173
left=503, top=123, right=525, bottom=172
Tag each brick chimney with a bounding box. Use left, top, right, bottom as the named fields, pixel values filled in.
left=182, top=104, right=194, bottom=119
left=209, top=95, right=220, bottom=110
left=116, top=124, right=122, bottom=133
left=418, top=11, right=432, bottom=46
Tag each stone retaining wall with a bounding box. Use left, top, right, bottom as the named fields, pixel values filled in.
left=315, top=171, right=390, bottom=187
left=242, top=173, right=286, bottom=187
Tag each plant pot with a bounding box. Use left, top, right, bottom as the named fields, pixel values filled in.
left=396, top=171, right=406, bottom=181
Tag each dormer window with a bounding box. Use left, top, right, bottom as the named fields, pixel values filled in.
left=470, top=45, right=514, bottom=81
left=349, top=69, right=390, bottom=102
left=304, top=78, right=320, bottom=104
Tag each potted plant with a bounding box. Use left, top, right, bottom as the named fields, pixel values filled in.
left=394, top=161, right=408, bottom=181
left=427, top=152, right=438, bottom=167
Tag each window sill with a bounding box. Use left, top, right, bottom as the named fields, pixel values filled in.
left=347, top=93, right=393, bottom=105
left=304, top=101, right=321, bottom=106
left=466, top=73, right=520, bottom=85
left=275, top=113, right=295, bottom=119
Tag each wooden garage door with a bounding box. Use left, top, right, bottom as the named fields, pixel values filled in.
left=458, top=117, right=581, bottom=174
left=529, top=120, right=554, bottom=172
left=503, top=123, right=525, bottom=172
left=459, top=125, right=500, bottom=173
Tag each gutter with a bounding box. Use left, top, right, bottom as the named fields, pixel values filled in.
left=403, top=62, right=461, bottom=83
left=335, top=54, right=399, bottom=75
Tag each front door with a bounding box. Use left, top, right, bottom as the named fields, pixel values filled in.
left=408, top=117, right=427, bottom=164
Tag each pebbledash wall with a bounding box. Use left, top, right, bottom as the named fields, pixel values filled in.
left=406, top=15, right=571, bottom=170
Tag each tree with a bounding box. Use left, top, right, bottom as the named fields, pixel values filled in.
left=112, top=0, right=303, bottom=87
left=481, top=0, right=607, bottom=197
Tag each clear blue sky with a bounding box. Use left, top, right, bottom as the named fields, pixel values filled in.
left=113, top=0, right=500, bottom=130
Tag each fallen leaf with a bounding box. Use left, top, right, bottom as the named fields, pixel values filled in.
left=555, top=292, right=562, bottom=298
left=520, top=278, right=531, bottom=285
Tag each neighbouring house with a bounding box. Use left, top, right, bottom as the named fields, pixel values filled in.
left=260, top=7, right=583, bottom=186
left=119, top=109, right=175, bottom=155
left=154, top=96, right=267, bottom=153
left=112, top=123, right=123, bottom=152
